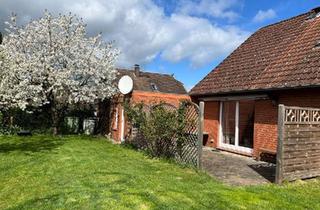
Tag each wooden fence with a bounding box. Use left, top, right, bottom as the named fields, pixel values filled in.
left=276, top=105, right=320, bottom=183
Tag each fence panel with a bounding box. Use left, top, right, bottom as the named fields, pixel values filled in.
left=276, top=105, right=320, bottom=183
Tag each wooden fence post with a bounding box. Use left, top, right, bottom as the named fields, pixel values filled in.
left=276, top=104, right=285, bottom=184
left=197, top=101, right=204, bottom=169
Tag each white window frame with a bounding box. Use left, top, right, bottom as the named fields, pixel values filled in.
left=120, top=108, right=125, bottom=142
left=150, top=83, right=158, bottom=91
left=113, top=107, right=119, bottom=130
left=218, top=101, right=253, bottom=154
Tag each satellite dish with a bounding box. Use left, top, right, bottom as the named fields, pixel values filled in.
left=118, top=75, right=133, bottom=95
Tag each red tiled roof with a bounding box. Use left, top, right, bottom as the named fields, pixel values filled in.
left=117, top=69, right=186, bottom=94
left=190, top=8, right=320, bottom=96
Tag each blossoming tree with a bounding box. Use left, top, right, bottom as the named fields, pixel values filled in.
left=0, top=12, right=119, bottom=134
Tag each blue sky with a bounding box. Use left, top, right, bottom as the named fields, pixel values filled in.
left=0, top=0, right=319, bottom=91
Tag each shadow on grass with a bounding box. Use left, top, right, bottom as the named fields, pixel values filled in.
left=6, top=178, right=230, bottom=210
left=0, top=138, right=65, bottom=153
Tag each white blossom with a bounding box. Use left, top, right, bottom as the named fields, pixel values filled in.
left=0, top=11, right=119, bottom=111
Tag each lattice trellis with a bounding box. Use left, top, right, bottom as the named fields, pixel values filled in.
left=152, top=103, right=177, bottom=113
left=174, top=102, right=200, bottom=167
left=130, top=101, right=202, bottom=168
left=285, top=106, right=320, bottom=123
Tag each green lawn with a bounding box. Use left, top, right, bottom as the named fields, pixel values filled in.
left=0, top=136, right=319, bottom=210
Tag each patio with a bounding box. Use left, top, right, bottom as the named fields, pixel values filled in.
left=202, top=147, right=276, bottom=186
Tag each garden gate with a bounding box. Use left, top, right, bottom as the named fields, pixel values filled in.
left=276, top=105, right=320, bottom=183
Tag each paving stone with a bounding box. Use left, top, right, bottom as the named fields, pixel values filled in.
left=201, top=147, right=276, bottom=186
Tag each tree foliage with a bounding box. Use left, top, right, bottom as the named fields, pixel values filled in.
left=0, top=12, right=119, bottom=134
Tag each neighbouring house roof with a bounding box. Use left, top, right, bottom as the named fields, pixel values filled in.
left=116, top=67, right=187, bottom=94
left=190, top=8, right=320, bottom=96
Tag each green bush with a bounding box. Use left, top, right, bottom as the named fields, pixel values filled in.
left=0, top=105, right=95, bottom=135
left=0, top=107, right=52, bottom=134
left=0, top=125, right=21, bottom=135
left=0, top=112, right=22, bottom=135
left=125, top=101, right=192, bottom=159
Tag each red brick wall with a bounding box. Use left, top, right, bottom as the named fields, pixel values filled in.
left=199, top=88, right=320, bottom=158
left=203, top=101, right=220, bottom=147
left=253, top=89, right=320, bottom=158
left=253, top=100, right=278, bottom=157
left=131, top=91, right=190, bottom=107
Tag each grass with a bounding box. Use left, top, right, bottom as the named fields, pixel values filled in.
left=0, top=135, right=319, bottom=210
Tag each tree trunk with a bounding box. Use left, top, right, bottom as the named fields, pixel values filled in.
left=51, top=103, right=65, bottom=135
left=95, top=99, right=111, bottom=135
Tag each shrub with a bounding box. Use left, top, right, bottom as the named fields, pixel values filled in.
left=0, top=105, right=95, bottom=135
left=0, top=107, right=52, bottom=134
left=0, top=112, right=22, bottom=135
left=0, top=125, right=21, bottom=135
left=125, top=101, right=192, bottom=159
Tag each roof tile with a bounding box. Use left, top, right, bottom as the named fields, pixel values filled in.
left=190, top=10, right=320, bottom=96
left=117, top=68, right=186, bottom=94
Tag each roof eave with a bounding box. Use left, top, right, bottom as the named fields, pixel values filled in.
left=189, top=84, right=320, bottom=98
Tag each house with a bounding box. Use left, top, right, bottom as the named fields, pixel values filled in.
left=190, top=7, right=320, bottom=159
left=110, top=64, right=189, bottom=142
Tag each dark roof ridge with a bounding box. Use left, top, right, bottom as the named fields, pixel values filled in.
left=116, top=67, right=187, bottom=94
left=116, top=68, right=173, bottom=77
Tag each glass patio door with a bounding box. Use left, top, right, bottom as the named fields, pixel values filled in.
left=219, top=100, right=254, bottom=154
left=221, top=101, right=236, bottom=146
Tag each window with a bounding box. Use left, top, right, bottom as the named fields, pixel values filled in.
left=219, top=100, right=255, bottom=153
left=238, top=100, right=255, bottom=148
left=150, top=83, right=158, bottom=91
left=222, top=101, right=236, bottom=145
left=113, top=107, right=118, bottom=130
left=315, top=40, right=320, bottom=49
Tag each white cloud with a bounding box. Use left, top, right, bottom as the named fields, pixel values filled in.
left=161, top=15, right=248, bottom=67
left=0, top=0, right=249, bottom=68
left=177, top=0, right=240, bottom=21
left=253, top=9, right=277, bottom=23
